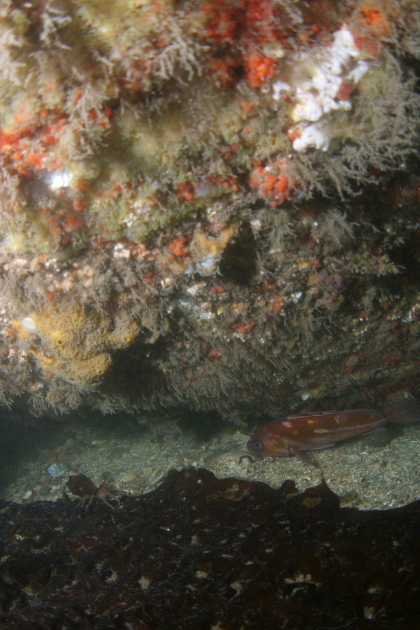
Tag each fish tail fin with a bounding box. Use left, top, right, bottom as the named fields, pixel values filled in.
left=384, top=397, right=420, bottom=423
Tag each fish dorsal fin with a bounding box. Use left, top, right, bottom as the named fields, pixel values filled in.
left=298, top=402, right=316, bottom=414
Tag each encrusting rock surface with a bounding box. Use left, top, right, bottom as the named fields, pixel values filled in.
left=0, top=1, right=419, bottom=441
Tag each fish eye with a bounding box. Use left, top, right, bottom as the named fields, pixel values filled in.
left=253, top=441, right=263, bottom=450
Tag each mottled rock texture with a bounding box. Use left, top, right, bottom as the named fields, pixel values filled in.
left=0, top=0, right=419, bottom=419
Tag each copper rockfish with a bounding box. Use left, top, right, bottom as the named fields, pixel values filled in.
left=247, top=398, right=420, bottom=468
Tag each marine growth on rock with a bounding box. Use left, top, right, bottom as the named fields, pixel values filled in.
left=0, top=0, right=418, bottom=418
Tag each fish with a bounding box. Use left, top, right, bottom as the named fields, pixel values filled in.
left=247, top=397, right=420, bottom=468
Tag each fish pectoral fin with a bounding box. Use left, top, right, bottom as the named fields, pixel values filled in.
left=311, top=443, right=335, bottom=451
left=290, top=446, right=321, bottom=469
left=362, top=426, right=387, bottom=435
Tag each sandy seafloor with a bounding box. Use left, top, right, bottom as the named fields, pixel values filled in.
left=1, top=408, right=420, bottom=511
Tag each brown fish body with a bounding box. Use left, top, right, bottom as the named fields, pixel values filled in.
left=247, top=398, right=420, bottom=467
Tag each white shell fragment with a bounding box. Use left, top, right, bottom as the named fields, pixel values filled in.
left=21, top=317, right=38, bottom=333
